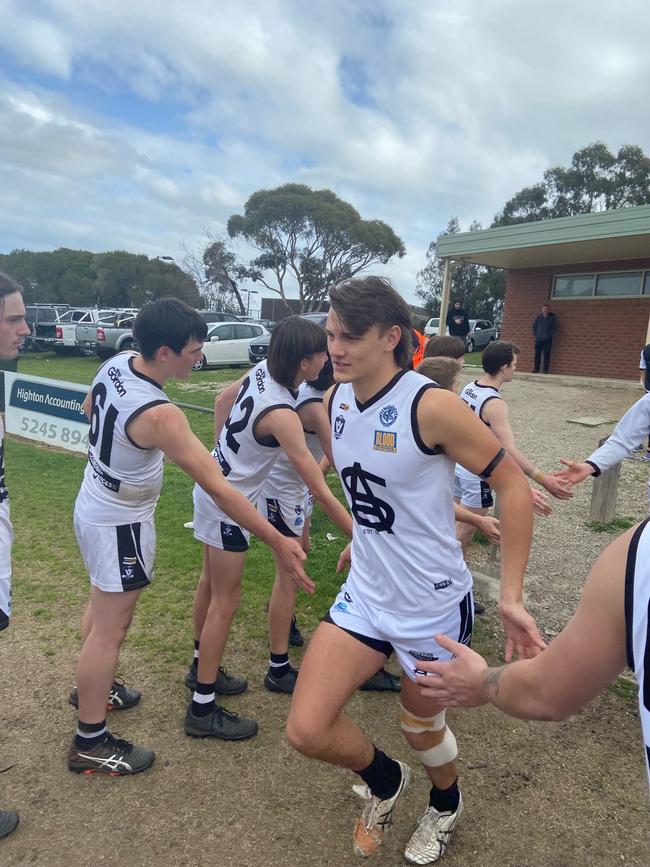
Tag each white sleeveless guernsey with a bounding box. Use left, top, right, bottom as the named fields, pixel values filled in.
left=74, top=352, right=169, bottom=526
left=625, top=518, right=650, bottom=789
left=456, top=380, right=502, bottom=484
left=262, top=382, right=325, bottom=505
left=194, top=361, right=297, bottom=513
left=330, top=369, right=471, bottom=619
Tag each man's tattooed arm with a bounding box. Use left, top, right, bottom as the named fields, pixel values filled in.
left=482, top=665, right=507, bottom=700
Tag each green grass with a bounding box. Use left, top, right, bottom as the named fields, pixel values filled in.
left=7, top=352, right=347, bottom=672
left=586, top=516, right=636, bottom=533
left=464, top=351, right=482, bottom=366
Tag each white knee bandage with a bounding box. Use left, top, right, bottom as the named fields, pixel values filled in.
left=399, top=704, right=446, bottom=734
left=413, top=727, right=458, bottom=768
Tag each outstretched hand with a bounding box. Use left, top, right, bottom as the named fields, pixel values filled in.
left=499, top=600, right=546, bottom=661
left=541, top=473, right=573, bottom=500
left=277, top=537, right=314, bottom=594
left=553, top=459, right=595, bottom=487
left=415, top=634, right=490, bottom=707
left=336, top=542, right=352, bottom=574
left=531, top=488, right=552, bottom=517
left=477, top=515, right=500, bottom=545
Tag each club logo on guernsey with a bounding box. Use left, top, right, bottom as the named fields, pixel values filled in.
left=341, top=461, right=395, bottom=534
left=373, top=430, right=397, bottom=453
left=339, top=402, right=349, bottom=411
left=379, top=405, right=398, bottom=427
left=333, top=416, right=345, bottom=439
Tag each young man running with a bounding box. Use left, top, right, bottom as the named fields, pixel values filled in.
left=415, top=520, right=650, bottom=793
left=0, top=273, right=31, bottom=841
left=286, top=277, right=544, bottom=864
left=69, top=299, right=307, bottom=776
left=186, top=318, right=352, bottom=740
left=454, top=341, right=569, bottom=552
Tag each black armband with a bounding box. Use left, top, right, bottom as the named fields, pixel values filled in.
left=585, top=460, right=601, bottom=477
left=478, top=447, right=506, bottom=480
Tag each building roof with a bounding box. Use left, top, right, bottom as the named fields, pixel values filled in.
left=435, top=204, right=650, bottom=269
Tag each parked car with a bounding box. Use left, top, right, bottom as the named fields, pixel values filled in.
left=198, top=310, right=243, bottom=324
left=422, top=317, right=452, bottom=337
left=465, top=319, right=497, bottom=353
left=54, top=308, right=120, bottom=354
left=24, top=304, right=70, bottom=352
left=248, top=312, right=327, bottom=364
left=94, top=312, right=138, bottom=359
left=193, top=321, right=268, bottom=370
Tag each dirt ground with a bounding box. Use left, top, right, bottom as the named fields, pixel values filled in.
left=1, top=372, right=649, bottom=866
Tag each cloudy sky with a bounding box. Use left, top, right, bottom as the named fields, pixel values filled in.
left=1, top=0, right=648, bottom=305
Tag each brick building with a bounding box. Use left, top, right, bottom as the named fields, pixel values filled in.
left=435, top=205, right=650, bottom=380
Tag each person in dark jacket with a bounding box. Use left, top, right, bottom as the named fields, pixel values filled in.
left=531, top=304, right=557, bottom=373
left=446, top=299, right=470, bottom=339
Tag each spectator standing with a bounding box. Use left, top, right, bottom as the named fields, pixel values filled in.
left=446, top=300, right=470, bottom=341
left=531, top=304, right=557, bottom=373
left=638, top=343, right=650, bottom=459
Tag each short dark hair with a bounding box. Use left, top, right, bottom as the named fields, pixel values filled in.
left=0, top=272, right=24, bottom=316
left=307, top=354, right=334, bottom=392
left=134, top=298, right=207, bottom=360
left=482, top=340, right=520, bottom=375
left=267, top=316, right=327, bottom=389
left=423, top=334, right=466, bottom=360
left=416, top=357, right=461, bottom=391
left=329, top=276, right=413, bottom=369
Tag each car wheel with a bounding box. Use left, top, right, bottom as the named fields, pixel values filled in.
left=466, top=338, right=475, bottom=353
left=193, top=354, right=207, bottom=371
left=121, top=338, right=134, bottom=351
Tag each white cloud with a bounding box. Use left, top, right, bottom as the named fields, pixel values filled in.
left=0, top=0, right=649, bottom=303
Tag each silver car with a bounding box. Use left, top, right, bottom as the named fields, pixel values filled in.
left=465, top=319, right=497, bottom=353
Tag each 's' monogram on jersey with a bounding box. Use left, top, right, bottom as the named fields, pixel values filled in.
left=331, top=370, right=471, bottom=618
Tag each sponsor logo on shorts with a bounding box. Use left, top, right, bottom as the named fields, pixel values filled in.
left=339, top=402, right=349, bottom=411
left=373, top=430, right=397, bottom=453
left=294, top=505, right=303, bottom=515
left=378, top=405, right=397, bottom=427
left=334, top=601, right=349, bottom=613
left=295, top=516, right=304, bottom=527
left=344, top=591, right=353, bottom=603
left=121, top=556, right=137, bottom=581
left=434, top=579, right=452, bottom=590
left=222, top=524, right=234, bottom=535
left=409, top=649, right=439, bottom=661
left=333, top=416, right=345, bottom=439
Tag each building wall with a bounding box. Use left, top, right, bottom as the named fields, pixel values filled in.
left=501, top=257, right=650, bottom=379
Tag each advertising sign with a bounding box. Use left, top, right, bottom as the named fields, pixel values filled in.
left=4, top=372, right=89, bottom=454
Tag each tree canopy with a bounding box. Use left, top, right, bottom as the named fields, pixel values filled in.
left=0, top=248, right=200, bottom=308
left=493, top=142, right=650, bottom=226
left=416, top=218, right=506, bottom=321
left=227, top=183, right=405, bottom=312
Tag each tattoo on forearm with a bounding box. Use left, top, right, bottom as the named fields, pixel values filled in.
left=483, top=666, right=507, bottom=698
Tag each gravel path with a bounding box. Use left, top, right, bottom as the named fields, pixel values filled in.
left=463, top=371, right=648, bottom=633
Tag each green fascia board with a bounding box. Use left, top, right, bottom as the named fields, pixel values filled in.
left=435, top=204, right=650, bottom=259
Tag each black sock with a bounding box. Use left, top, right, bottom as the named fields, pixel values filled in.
left=357, top=746, right=402, bottom=801
left=191, top=680, right=215, bottom=717
left=268, top=651, right=290, bottom=679
left=75, top=719, right=107, bottom=749
left=191, top=639, right=200, bottom=669
left=429, top=778, right=460, bottom=813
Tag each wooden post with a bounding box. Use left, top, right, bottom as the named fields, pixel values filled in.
left=438, top=258, right=454, bottom=336
left=589, top=436, right=620, bottom=524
